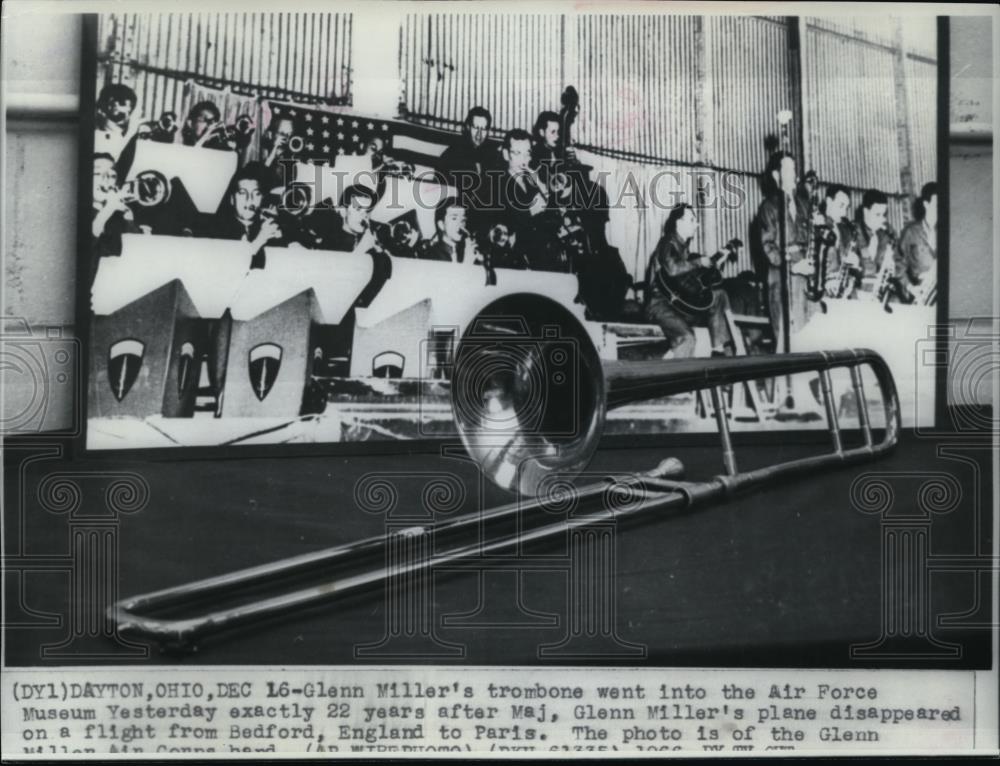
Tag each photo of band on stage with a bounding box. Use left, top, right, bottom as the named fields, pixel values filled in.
left=85, top=12, right=940, bottom=448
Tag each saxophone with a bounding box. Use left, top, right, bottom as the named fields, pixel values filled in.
left=872, top=227, right=899, bottom=313
left=831, top=225, right=863, bottom=299
left=804, top=212, right=838, bottom=305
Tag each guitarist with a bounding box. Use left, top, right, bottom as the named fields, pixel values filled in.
left=645, top=203, right=733, bottom=359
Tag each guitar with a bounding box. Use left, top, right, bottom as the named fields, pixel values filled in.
left=655, top=238, right=743, bottom=315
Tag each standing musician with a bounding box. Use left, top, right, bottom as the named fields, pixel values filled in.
left=852, top=189, right=898, bottom=302
left=531, top=110, right=568, bottom=185
left=645, top=204, right=732, bottom=359
left=440, top=106, right=498, bottom=178
left=754, top=151, right=822, bottom=351
left=895, top=182, right=938, bottom=304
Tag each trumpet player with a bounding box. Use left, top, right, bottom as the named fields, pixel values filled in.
left=94, top=83, right=141, bottom=161
left=181, top=101, right=226, bottom=149
left=210, top=163, right=285, bottom=261
left=316, top=184, right=379, bottom=253
left=895, top=182, right=938, bottom=304
left=90, top=153, right=141, bottom=284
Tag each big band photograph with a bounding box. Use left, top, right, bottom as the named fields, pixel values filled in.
left=84, top=10, right=943, bottom=455
left=4, top=2, right=994, bottom=694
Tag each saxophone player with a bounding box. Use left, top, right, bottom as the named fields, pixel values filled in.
left=895, top=182, right=938, bottom=304
left=818, top=185, right=860, bottom=298
left=852, top=189, right=897, bottom=300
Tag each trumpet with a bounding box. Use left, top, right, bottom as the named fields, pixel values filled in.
left=120, top=170, right=171, bottom=207
left=223, top=114, right=256, bottom=141
left=369, top=218, right=421, bottom=256
left=136, top=111, right=178, bottom=141
left=287, top=135, right=305, bottom=154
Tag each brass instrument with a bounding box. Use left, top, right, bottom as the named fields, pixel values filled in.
left=802, top=173, right=836, bottom=311
left=109, top=293, right=900, bottom=650
left=120, top=170, right=171, bottom=207
left=369, top=218, right=421, bottom=257
left=223, top=113, right=256, bottom=142
left=287, top=135, right=305, bottom=154
left=136, top=111, right=178, bottom=142
left=872, top=227, right=898, bottom=313
left=831, top=237, right=863, bottom=299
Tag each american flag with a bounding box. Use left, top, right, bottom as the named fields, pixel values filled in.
left=264, top=101, right=452, bottom=170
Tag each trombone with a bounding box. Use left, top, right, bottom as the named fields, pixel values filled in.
left=109, top=292, right=900, bottom=651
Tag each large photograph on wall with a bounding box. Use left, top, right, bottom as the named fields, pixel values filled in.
left=82, top=11, right=942, bottom=456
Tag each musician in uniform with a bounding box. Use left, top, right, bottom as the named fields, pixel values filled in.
left=852, top=189, right=896, bottom=292
left=181, top=100, right=231, bottom=150
left=895, top=182, right=937, bottom=303
left=754, top=150, right=818, bottom=351
left=817, top=184, right=860, bottom=298
left=94, top=84, right=140, bottom=161
left=441, top=106, right=498, bottom=180
left=90, top=153, right=142, bottom=285
left=315, top=183, right=379, bottom=253
left=207, top=163, right=285, bottom=265
left=645, top=204, right=732, bottom=359
left=260, top=115, right=298, bottom=190
left=418, top=197, right=479, bottom=264
left=531, top=110, right=566, bottom=184
left=489, top=129, right=567, bottom=272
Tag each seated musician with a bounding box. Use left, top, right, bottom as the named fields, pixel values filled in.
left=852, top=189, right=896, bottom=292
left=418, top=197, right=479, bottom=264
left=895, top=182, right=937, bottom=303
left=816, top=184, right=860, bottom=298
left=645, top=204, right=732, bottom=359
left=488, top=129, right=567, bottom=271
left=181, top=100, right=230, bottom=150
left=207, top=163, right=284, bottom=266
left=90, top=153, right=142, bottom=284
left=94, top=83, right=141, bottom=161
left=314, top=184, right=379, bottom=253
left=260, top=116, right=298, bottom=189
